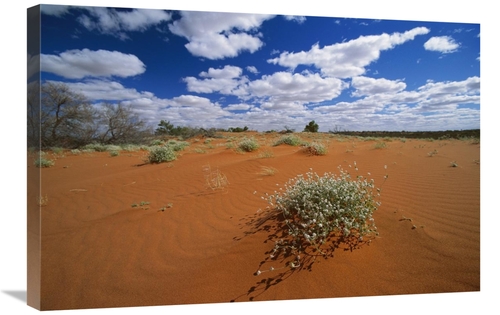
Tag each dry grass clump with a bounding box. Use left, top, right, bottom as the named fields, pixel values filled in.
left=259, top=166, right=278, bottom=176
left=203, top=164, right=229, bottom=191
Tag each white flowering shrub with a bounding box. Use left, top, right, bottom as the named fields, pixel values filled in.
left=257, top=165, right=384, bottom=273
left=147, top=146, right=176, bottom=163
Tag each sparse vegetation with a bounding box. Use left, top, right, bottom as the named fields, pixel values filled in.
left=258, top=150, right=274, bottom=159
left=35, top=156, right=55, bottom=168
left=374, top=141, right=387, bottom=149
left=147, top=146, right=176, bottom=163
left=258, top=165, right=385, bottom=274
left=238, top=137, right=260, bottom=152
left=273, top=134, right=303, bottom=146
left=303, top=142, right=327, bottom=156
left=203, top=164, right=229, bottom=191
left=259, top=166, right=278, bottom=176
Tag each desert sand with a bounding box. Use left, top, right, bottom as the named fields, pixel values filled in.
left=28, top=132, right=480, bottom=310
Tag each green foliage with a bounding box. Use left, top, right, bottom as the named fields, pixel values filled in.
left=35, top=157, right=55, bottom=168
left=304, top=120, right=319, bottom=132
left=260, top=166, right=382, bottom=273
left=227, top=126, right=249, bottom=132
left=303, top=142, right=327, bottom=155
left=238, top=137, right=260, bottom=152
left=147, top=146, right=176, bottom=163
left=155, top=120, right=174, bottom=135
left=373, top=141, right=387, bottom=149
left=273, top=135, right=303, bottom=146
left=166, top=140, right=189, bottom=151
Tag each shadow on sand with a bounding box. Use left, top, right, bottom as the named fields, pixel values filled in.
left=231, top=208, right=374, bottom=302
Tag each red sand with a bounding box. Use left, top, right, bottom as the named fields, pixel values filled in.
left=28, top=133, right=480, bottom=310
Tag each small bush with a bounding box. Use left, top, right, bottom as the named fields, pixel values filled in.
left=258, top=166, right=384, bottom=273
left=167, top=140, right=189, bottom=151
left=109, top=151, right=120, bottom=157
left=35, top=157, right=55, bottom=168
left=303, top=142, right=327, bottom=156
left=83, top=143, right=107, bottom=152
left=150, top=139, right=164, bottom=146
left=238, top=137, right=260, bottom=152
left=147, top=146, right=176, bottom=163
left=273, top=135, right=303, bottom=146
left=374, top=141, right=387, bottom=149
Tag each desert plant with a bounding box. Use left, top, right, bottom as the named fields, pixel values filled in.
left=273, top=134, right=303, bottom=146
left=147, top=146, right=176, bottom=163
left=109, top=151, right=120, bottom=157
left=259, top=166, right=278, bottom=176
left=258, top=165, right=384, bottom=273
left=303, top=142, right=327, bottom=156
left=373, top=141, right=387, bottom=149
left=258, top=150, right=274, bottom=158
left=427, top=149, right=438, bottom=157
left=203, top=164, right=229, bottom=190
left=35, top=157, right=55, bottom=168
left=167, top=140, right=189, bottom=151
left=304, top=120, right=319, bottom=132
left=238, top=137, right=260, bottom=152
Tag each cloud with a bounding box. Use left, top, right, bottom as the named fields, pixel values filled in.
left=351, top=76, right=407, bottom=97
left=246, top=66, right=259, bottom=74
left=314, top=76, right=479, bottom=118
left=225, top=103, right=253, bottom=111
left=284, top=15, right=306, bottom=24
left=268, top=27, right=430, bottom=78
left=76, top=7, right=172, bottom=40
left=41, top=49, right=146, bottom=79
left=40, top=4, right=71, bottom=16
left=246, top=71, right=348, bottom=109
left=53, top=79, right=153, bottom=101
left=183, top=65, right=247, bottom=95
left=168, top=11, right=274, bottom=59
left=424, top=36, right=460, bottom=53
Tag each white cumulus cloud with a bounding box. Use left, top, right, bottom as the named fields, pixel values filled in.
left=168, top=11, right=274, bottom=59
left=76, top=7, right=172, bottom=40
left=268, top=27, right=430, bottom=78
left=424, top=36, right=460, bottom=53
left=41, top=49, right=146, bottom=79
left=351, top=76, right=407, bottom=97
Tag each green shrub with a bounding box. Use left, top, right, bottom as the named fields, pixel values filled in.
left=166, top=140, right=189, bottom=151
left=150, top=139, right=164, bottom=146
left=303, top=142, right=327, bottom=155
left=35, top=157, right=55, bottom=168
left=238, top=137, right=260, bottom=152
left=273, top=135, right=303, bottom=146
left=147, top=146, right=176, bottom=163
left=109, top=151, right=120, bottom=157
left=83, top=143, right=107, bottom=152
left=259, top=166, right=383, bottom=272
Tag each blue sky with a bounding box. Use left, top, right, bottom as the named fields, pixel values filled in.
left=35, top=3, right=480, bottom=132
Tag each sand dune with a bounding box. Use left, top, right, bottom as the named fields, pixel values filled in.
left=31, top=133, right=480, bottom=310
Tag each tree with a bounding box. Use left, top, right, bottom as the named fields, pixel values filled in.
left=39, top=81, right=97, bottom=147
left=155, top=120, right=174, bottom=135
left=98, top=103, right=149, bottom=144
left=304, top=120, right=319, bottom=133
